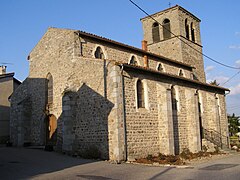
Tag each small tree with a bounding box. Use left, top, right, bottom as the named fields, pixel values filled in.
left=209, top=80, right=220, bottom=86
left=228, top=113, right=240, bottom=136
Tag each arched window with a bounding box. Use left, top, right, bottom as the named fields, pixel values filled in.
left=171, top=85, right=179, bottom=155
left=137, top=80, right=145, bottom=108
left=152, top=22, right=160, bottom=43
left=197, top=91, right=203, bottom=140
left=46, top=73, right=53, bottom=109
left=185, top=19, right=190, bottom=40
left=157, top=63, right=164, bottom=72
left=191, top=23, right=195, bottom=42
left=179, top=69, right=184, bottom=77
left=129, top=56, right=138, bottom=65
left=171, top=86, right=177, bottom=111
left=163, top=19, right=171, bottom=40
left=94, top=46, right=105, bottom=59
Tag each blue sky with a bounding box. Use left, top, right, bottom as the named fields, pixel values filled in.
left=1, top=0, right=239, bottom=115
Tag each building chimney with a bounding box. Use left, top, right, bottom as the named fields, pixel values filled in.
left=142, top=40, right=148, bottom=51
left=142, top=40, right=148, bottom=67
left=0, top=65, right=6, bottom=75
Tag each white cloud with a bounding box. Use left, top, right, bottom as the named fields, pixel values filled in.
left=205, top=66, right=215, bottom=73
left=216, top=76, right=229, bottom=85
left=229, top=84, right=240, bottom=95
left=206, top=76, right=229, bottom=85
left=236, top=59, right=240, bottom=67
left=235, top=32, right=240, bottom=36
left=229, top=45, right=240, bottom=49
left=206, top=79, right=213, bottom=84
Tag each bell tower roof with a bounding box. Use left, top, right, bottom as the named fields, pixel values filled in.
left=141, top=5, right=201, bottom=22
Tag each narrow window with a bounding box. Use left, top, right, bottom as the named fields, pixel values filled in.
left=94, top=46, right=105, bottom=59
left=171, top=86, right=179, bottom=155
left=179, top=69, right=184, bottom=77
left=152, top=22, right=160, bottom=43
left=157, top=63, right=164, bottom=72
left=163, top=19, right=171, bottom=40
left=185, top=19, right=190, bottom=40
left=129, top=56, right=138, bottom=65
left=137, top=80, right=145, bottom=108
left=171, top=86, right=177, bottom=111
left=46, top=73, right=53, bottom=109
left=191, top=23, right=195, bottom=42
left=197, top=92, right=203, bottom=140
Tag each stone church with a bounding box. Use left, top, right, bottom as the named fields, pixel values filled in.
left=10, top=5, right=229, bottom=162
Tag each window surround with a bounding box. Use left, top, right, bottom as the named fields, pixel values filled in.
left=178, top=69, right=185, bottom=77
left=128, top=55, right=140, bottom=65
left=170, top=85, right=180, bottom=112
left=185, top=19, right=190, bottom=40
left=152, top=22, right=160, bottom=43
left=196, top=90, right=204, bottom=113
left=46, top=73, right=53, bottom=111
left=156, top=62, right=165, bottom=72
left=162, top=18, right=171, bottom=40
left=135, top=79, right=149, bottom=111
left=93, top=45, right=108, bottom=59
left=191, top=22, right=195, bottom=42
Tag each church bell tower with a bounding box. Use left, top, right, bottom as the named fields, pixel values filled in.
left=141, top=5, right=206, bottom=82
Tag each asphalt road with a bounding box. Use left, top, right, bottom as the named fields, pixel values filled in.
left=0, top=146, right=239, bottom=180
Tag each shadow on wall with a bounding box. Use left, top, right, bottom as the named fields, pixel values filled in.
left=10, top=77, right=47, bottom=147
left=61, top=83, right=114, bottom=159
left=11, top=78, right=114, bottom=159
left=172, top=111, right=180, bottom=155
left=0, top=105, right=10, bottom=143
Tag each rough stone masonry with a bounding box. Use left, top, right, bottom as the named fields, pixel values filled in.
left=10, top=5, right=229, bottom=162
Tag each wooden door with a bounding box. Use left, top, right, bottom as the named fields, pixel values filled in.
left=46, top=114, right=57, bottom=146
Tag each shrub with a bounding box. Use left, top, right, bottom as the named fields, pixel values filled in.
left=158, top=153, right=166, bottom=160
left=202, top=145, right=208, bottom=152
left=146, top=154, right=153, bottom=161
left=180, top=148, right=193, bottom=160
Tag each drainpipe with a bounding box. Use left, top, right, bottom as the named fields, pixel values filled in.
left=120, top=65, right=127, bottom=161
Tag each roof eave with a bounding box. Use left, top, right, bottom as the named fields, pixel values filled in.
left=119, top=64, right=229, bottom=92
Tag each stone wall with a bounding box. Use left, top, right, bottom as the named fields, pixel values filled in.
left=141, top=6, right=206, bottom=82
left=10, top=26, right=229, bottom=161
left=10, top=79, right=32, bottom=146
left=80, top=32, right=192, bottom=79
left=122, top=67, right=228, bottom=158
left=0, top=77, right=13, bottom=143
left=17, top=28, right=126, bottom=161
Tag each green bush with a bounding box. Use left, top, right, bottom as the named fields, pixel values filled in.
left=180, top=148, right=193, bottom=160
left=146, top=154, right=153, bottom=161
